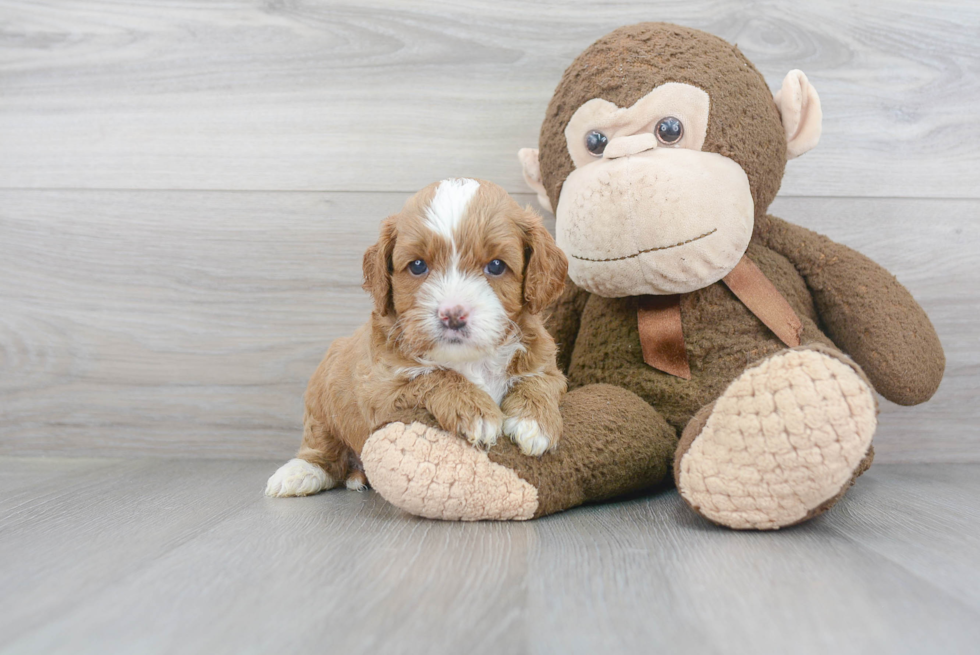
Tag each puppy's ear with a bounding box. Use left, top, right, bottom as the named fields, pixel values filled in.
left=362, top=216, right=397, bottom=316
left=520, top=207, right=567, bottom=315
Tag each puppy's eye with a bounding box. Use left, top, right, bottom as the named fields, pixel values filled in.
left=484, top=259, right=506, bottom=277
left=655, top=116, right=683, bottom=145
left=585, top=130, right=608, bottom=156
left=408, top=259, right=428, bottom=276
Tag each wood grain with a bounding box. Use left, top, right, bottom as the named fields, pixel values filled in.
left=1, top=191, right=975, bottom=462
left=2, top=457, right=979, bottom=654
left=1, top=0, right=977, bottom=197
left=0, top=457, right=270, bottom=645
left=0, top=190, right=394, bottom=458
left=523, top=467, right=980, bottom=654
left=823, top=463, right=980, bottom=614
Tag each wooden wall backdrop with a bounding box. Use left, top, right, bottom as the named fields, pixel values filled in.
left=1, top=0, right=978, bottom=461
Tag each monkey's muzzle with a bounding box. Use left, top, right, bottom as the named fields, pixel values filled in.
left=555, top=147, right=754, bottom=298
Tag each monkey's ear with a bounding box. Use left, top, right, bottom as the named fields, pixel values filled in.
left=774, top=70, right=822, bottom=160
left=518, top=148, right=554, bottom=214
left=362, top=216, right=397, bottom=316
left=521, top=208, right=567, bottom=315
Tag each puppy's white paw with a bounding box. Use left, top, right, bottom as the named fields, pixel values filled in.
left=503, top=417, right=552, bottom=456
left=463, top=416, right=502, bottom=450
left=265, top=458, right=333, bottom=497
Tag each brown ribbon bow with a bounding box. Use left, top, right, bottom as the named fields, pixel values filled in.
left=636, top=255, right=803, bottom=379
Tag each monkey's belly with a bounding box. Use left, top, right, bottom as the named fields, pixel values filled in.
left=566, top=246, right=830, bottom=432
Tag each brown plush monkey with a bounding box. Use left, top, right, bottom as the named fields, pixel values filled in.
left=360, top=23, right=945, bottom=529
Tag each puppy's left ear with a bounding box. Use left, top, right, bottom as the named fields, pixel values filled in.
left=521, top=208, right=567, bottom=315
left=363, top=215, right=397, bottom=316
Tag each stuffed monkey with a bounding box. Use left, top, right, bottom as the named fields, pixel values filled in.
left=360, top=23, right=944, bottom=529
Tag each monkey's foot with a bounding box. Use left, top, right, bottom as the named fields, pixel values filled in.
left=360, top=422, right=539, bottom=521
left=675, top=346, right=877, bottom=530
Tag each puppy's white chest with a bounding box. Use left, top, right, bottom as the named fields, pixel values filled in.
left=448, top=358, right=512, bottom=406
left=411, top=342, right=522, bottom=406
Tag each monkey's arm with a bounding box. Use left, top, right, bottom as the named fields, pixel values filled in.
left=544, top=277, right=590, bottom=375
left=757, top=214, right=944, bottom=405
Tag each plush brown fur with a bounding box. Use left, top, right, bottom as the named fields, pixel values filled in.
left=538, top=23, right=787, bottom=220
left=360, top=23, right=944, bottom=527
left=487, top=383, right=678, bottom=517
left=297, top=180, right=567, bottom=486
left=491, top=23, right=944, bottom=519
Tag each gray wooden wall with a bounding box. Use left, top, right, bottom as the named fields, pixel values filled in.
left=1, top=0, right=977, bottom=462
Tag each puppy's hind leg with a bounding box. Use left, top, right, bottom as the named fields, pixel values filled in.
left=265, top=412, right=347, bottom=498
left=345, top=469, right=368, bottom=492
left=343, top=450, right=369, bottom=492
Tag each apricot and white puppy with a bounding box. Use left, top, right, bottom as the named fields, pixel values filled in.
left=266, top=178, right=568, bottom=498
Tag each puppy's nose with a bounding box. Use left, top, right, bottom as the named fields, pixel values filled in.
left=438, top=305, right=469, bottom=331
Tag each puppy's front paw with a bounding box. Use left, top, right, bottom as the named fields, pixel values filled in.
left=460, top=413, right=503, bottom=450
left=265, top=458, right=333, bottom=497
left=503, top=417, right=554, bottom=456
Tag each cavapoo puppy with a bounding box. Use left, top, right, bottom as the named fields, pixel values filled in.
left=266, top=178, right=568, bottom=497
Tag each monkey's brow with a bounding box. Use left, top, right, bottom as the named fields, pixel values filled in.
left=571, top=229, right=717, bottom=262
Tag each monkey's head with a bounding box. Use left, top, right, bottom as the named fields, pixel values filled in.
left=520, top=23, right=821, bottom=297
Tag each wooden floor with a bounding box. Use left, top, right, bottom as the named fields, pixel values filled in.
left=2, top=2, right=979, bottom=653
left=1, top=457, right=979, bottom=655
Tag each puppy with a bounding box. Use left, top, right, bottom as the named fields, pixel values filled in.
left=266, top=178, right=568, bottom=497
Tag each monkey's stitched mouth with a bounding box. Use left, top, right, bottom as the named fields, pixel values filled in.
left=570, top=228, right=717, bottom=263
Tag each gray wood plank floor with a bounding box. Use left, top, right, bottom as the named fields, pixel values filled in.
left=1, top=457, right=978, bottom=655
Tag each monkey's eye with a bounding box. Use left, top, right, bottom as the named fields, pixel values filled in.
left=655, top=117, right=683, bottom=145
left=585, top=130, right=608, bottom=156
left=484, top=259, right=507, bottom=277
left=408, top=259, right=428, bottom=275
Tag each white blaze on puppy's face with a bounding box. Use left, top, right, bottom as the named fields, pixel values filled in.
left=415, top=178, right=511, bottom=363
left=373, top=178, right=566, bottom=404
left=423, top=177, right=481, bottom=244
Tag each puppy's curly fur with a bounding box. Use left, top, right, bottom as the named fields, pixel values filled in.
left=266, top=179, right=568, bottom=497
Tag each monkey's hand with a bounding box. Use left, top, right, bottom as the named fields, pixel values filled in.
left=757, top=214, right=944, bottom=405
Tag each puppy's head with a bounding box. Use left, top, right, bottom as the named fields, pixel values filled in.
left=363, top=178, right=566, bottom=363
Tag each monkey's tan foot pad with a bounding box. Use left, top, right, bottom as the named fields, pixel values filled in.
left=361, top=422, right=539, bottom=521
left=676, top=348, right=877, bottom=530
